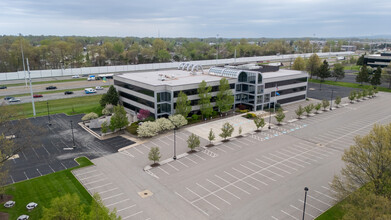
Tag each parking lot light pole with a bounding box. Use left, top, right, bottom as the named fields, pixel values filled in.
left=330, top=90, right=334, bottom=111
left=302, top=187, right=309, bottom=220
left=268, top=109, right=271, bottom=129
left=46, top=101, right=51, bottom=125
left=167, top=118, right=177, bottom=160
left=70, top=120, right=75, bottom=148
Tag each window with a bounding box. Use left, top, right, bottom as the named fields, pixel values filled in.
left=119, top=91, right=155, bottom=108
left=114, top=80, right=154, bottom=97
left=277, top=95, right=306, bottom=104
left=238, top=72, right=247, bottom=82
left=157, top=103, right=171, bottom=114
left=257, top=95, right=263, bottom=104
left=264, top=94, right=270, bottom=102
left=271, top=86, right=306, bottom=97
left=257, top=85, right=264, bottom=94
left=258, top=73, right=263, bottom=83
left=265, top=77, right=307, bottom=89
left=157, top=92, right=171, bottom=102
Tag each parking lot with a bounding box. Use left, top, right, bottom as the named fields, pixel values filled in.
left=5, top=113, right=134, bottom=184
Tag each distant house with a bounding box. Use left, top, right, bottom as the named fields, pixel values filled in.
left=341, top=45, right=357, bottom=52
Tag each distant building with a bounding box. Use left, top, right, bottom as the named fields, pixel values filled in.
left=341, top=45, right=357, bottom=52
left=364, top=52, right=391, bottom=68
left=114, top=63, right=308, bottom=119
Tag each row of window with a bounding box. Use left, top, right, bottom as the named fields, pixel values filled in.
left=265, top=77, right=307, bottom=89
left=174, top=96, right=218, bottom=108
left=122, top=102, right=155, bottom=118
left=157, top=92, right=171, bottom=102
left=173, top=84, right=235, bottom=98
left=119, top=91, right=155, bottom=108
left=271, top=86, right=306, bottom=97
left=114, top=80, right=155, bottom=97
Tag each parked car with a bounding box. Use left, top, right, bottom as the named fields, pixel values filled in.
left=64, top=91, right=74, bottom=95
left=26, top=202, right=38, bottom=210
left=4, top=96, right=14, bottom=101
left=95, top=86, right=103, bottom=90
left=4, top=200, right=15, bottom=208
left=17, top=215, right=29, bottom=220
left=72, top=75, right=80, bottom=78
left=33, top=94, right=43, bottom=98
left=8, top=98, right=21, bottom=103
left=46, top=86, right=57, bottom=90
left=0, top=85, right=7, bottom=89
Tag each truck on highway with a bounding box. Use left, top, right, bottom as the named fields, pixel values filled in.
left=84, top=88, right=96, bottom=94
left=87, top=75, right=96, bottom=81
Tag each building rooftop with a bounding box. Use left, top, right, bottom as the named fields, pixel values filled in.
left=261, top=69, right=307, bottom=79
left=116, top=69, right=226, bottom=86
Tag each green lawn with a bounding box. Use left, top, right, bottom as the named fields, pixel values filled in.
left=316, top=202, right=345, bottom=220
left=5, top=94, right=103, bottom=118
left=343, top=65, right=361, bottom=71
left=309, top=79, right=391, bottom=93
left=2, top=78, right=86, bottom=87
left=0, top=157, right=94, bottom=219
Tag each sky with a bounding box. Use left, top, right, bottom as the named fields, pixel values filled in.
left=1, top=0, right=390, bottom=38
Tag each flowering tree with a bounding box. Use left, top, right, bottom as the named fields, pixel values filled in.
left=156, top=118, right=175, bottom=131
left=168, top=114, right=188, bottom=128
left=82, top=112, right=98, bottom=121
left=137, top=121, right=161, bottom=137
left=137, top=109, right=150, bottom=121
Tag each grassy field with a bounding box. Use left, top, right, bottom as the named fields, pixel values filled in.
left=0, top=85, right=109, bottom=99
left=316, top=202, right=345, bottom=220
left=4, top=94, right=103, bottom=118
left=343, top=65, right=361, bottom=71
left=0, top=157, right=94, bottom=219
left=1, top=78, right=86, bottom=87
left=309, top=79, right=391, bottom=93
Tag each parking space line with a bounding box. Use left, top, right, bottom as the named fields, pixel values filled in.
left=10, top=175, right=14, bottom=184
left=133, top=147, right=144, bottom=155
left=215, top=147, right=227, bottom=153
left=99, top=187, right=119, bottom=194
left=61, top=162, right=67, bottom=169
left=298, top=199, right=324, bottom=212
left=281, top=210, right=298, bottom=220
left=176, top=135, right=186, bottom=141
left=275, top=151, right=311, bottom=165
left=79, top=173, right=103, bottom=181
left=176, top=160, right=189, bottom=168
left=215, top=175, right=250, bottom=195
left=229, top=142, right=242, bottom=149
left=106, top=198, right=131, bottom=207
left=24, top=172, right=29, bottom=180
left=233, top=167, right=268, bottom=186
left=268, top=153, right=305, bottom=168
left=240, top=164, right=276, bottom=182
left=196, top=183, right=231, bottom=205
left=167, top=163, right=179, bottom=171
left=290, top=204, right=315, bottom=218
left=102, top=193, right=124, bottom=201
left=85, top=178, right=107, bottom=185
left=187, top=187, right=221, bottom=210
left=157, top=139, right=169, bottom=146
left=280, top=149, right=318, bottom=162
left=287, top=147, right=324, bottom=160
left=117, top=204, right=136, bottom=212
left=234, top=139, right=249, bottom=146
left=314, top=190, right=338, bottom=201
left=32, top=147, right=40, bottom=158
left=192, top=153, right=206, bottom=161
left=75, top=169, right=98, bottom=176
left=42, top=145, right=50, bottom=155
left=222, top=144, right=234, bottom=150
left=206, top=179, right=241, bottom=200
left=271, top=216, right=279, bottom=220
left=158, top=167, right=170, bottom=175
left=321, top=185, right=337, bottom=194
left=307, top=195, right=331, bottom=207
left=175, top=191, right=209, bottom=216
left=185, top=157, right=198, bottom=164
left=255, top=158, right=297, bottom=172
left=37, top=169, right=42, bottom=176
left=224, top=171, right=260, bottom=190
left=21, top=151, right=28, bottom=160
left=251, top=160, right=291, bottom=174
left=149, top=141, right=159, bottom=148
left=141, top=144, right=150, bottom=151
left=49, top=165, right=55, bottom=172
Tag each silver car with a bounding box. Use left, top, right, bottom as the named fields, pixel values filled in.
left=17, top=215, right=29, bottom=220
left=26, top=202, right=38, bottom=210
left=3, top=200, right=15, bottom=208
left=8, top=98, right=21, bottom=103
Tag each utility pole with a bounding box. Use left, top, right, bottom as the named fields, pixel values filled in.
left=20, top=36, right=27, bottom=88
left=26, top=58, right=36, bottom=116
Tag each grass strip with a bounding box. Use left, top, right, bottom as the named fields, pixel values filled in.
left=0, top=157, right=94, bottom=219
left=309, top=79, right=391, bottom=93
left=1, top=78, right=86, bottom=87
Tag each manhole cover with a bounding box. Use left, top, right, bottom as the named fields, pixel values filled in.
left=138, top=190, right=153, bottom=198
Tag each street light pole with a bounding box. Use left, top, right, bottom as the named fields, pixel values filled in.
left=46, top=101, right=51, bottom=125
left=330, top=90, right=334, bottom=111
left=302, top=187, right=309, bottom=220
left=173, top=127, right=177, bottom=160
left=70, top=120, right=75, bottom=148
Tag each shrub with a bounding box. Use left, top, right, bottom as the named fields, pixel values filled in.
left=212, top=111, right=218, bottom=117
left=101, top=121, right=109, bottom=133
left=295, top=105, right=305, bottom=119
left=245, top=112, right=256, bottom=119
left=82, top=112, right=99, bottom=121
left=137, top=121, right=161, bottom=137
left=191, top=114, right=199, bottom=121
left=322, top=99, right=330, bottom=110
left=219, top=122, right=234, bottom=140
left=148, top=147, right=161, bottom=164
left=335, top=96, right=341, bottom=107
left=137, top=109, right=150, bottom=121
left=314, top=103, right=322, bottom=112
left=239, top=109, right=249, bottom=113
left=126, top=123, right=138, bottom=135
left=208, top=129, right=215, bottom=144
left=102, top=104, right=114, bottom=116
left=169, top=114, right=188, bottom=128
left=156, top=118, right=175, bottom=131
left=304, top=104, right=314, bottom=115
left=187, top=133, right=200, bottom=151
left=274, top=108, right=285, bottom=125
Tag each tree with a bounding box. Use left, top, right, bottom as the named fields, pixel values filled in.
left=332, top=63, right=345, bottom=82
left=331, top=123, right=391, bottom=199
left=253, top=115, right=266, bottom=131
left=322, top=99, right=330, bottom=110
left=81, top=112, right=98, bottom=121
left=216, top=78, right=234, bottom=114
left=306, top=53, right=321, bottom=79
left=42, top=194, right=86, bottom=220
left=109, top=105, right=129, bottom=131
left=102, top=104, right=114, bottom=116
left=304, top=104, right=314, bottom=116
left=292, top=56, right=306, bottom=71
left=274, top=108, right=285, bottom=125
left=335, top=96, right=341, bottom=107
left=137, top=109, right=151, bottom=121
left=148, top=147, right=161, bottom=164
left=100, top=85, right=119, bottom=107
left=356, top=65, right=370, bottom=85
left=238, top=126, right=243, bottom=136
left=219, top=122, right=234, bottom=140
left=168, top=114, right=188, bottom=128
left=314, top=103, right=322, bottom=112
left=356, top=90, right=362, bottom=101
left=382, top=62, right=391, bottom=89
left=208, top=129, right=215, bottom=144
left=187, top=133, right=200, bottom=151
left=137, top=121, right=161, bottom=137
left=198, top=80, right=213, bottom=118
left=318, top=60, right=331, bottom=82
left=88, top=193, right=121, bottom=220
left=368, top=87, right=374, bottom=97
left=295, top=105, right=305, bottom=119
left=156, top=118, right=174, bottom=131
left=175, top=91, right=192, bottom=118
left=348, top=90, right=356, bottom=103
left=356, top=54, right=364, bottom=66
left=101, top=121, right=109, bottom=133
left=371, top=66, right=382, bottom=88
left=362, top=89, right=368, bottom=99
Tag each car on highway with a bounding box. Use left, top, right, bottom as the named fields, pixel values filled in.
left=0, top=85, right=7, bottom=89
left=33, top=94, right=43, bottom=98
left=26, top=202, right=38, bottom=210
left=46, top=86, right=57, bottom=90
left=85, top=88, right=96, bottom=94
left=64, top=91, right=74, bottom=95
left=17, top=215, right=29, bottom=220
left=95, top=86, right=103, bottom=90
left=8, top=98, right=21, bottom=103
left=4, top=200, right=15, bottom=208
left=4, top=96, right=14, bottom=101
left=72, top=75, right=80, bottom=78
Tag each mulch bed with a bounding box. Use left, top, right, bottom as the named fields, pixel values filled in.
left=0, top=195, right=13, bottom=220
left=205, top=144, right=214, bottom=148
left=222, top=139, right=229, bottom=142
left=187, top=150, right=197, bottom=154
left=150, top=163, right=160, bottom=167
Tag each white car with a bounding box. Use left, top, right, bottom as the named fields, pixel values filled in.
left=26, top=202, right=38, bottom=210
left=95, top=86, right=104, bottom=90
left=8, top=98, right=21, bottom=103
left=17, top=215, right=29, bottom=220
left=72, top=75, right=80, bottom=78
left=4, top=200, right=15, bottom=208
